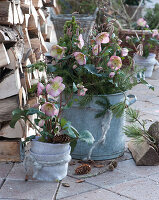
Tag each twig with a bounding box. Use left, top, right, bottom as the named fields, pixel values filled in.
left=131, top=0, right=144, bottom=20
left=120, top=0, right=130, bottom=20
left=52, top=180, right=62, bottom=200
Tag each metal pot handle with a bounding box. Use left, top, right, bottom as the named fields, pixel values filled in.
left=126, top=94, right=137, bottom=106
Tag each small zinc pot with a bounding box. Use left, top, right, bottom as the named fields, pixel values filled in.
left=134, top=53, right=159, bottom=78
left=63, top=93, right=136, bottom=160
left=25, top=138, right=71, bottom=182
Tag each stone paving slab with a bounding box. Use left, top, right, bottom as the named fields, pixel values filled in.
left=117, top=159, right=159, bottom=177
left=61, top=188, right=131, bottom=200
left=109, top=178, right=159, bottom=200
left=148, top=172, right=159, bottom=182
left=83, top=169, right=140, bottom=189
left=0, top=179, right=58, bottom=200
left=56, top=176, right=98, bottom=199
left=0, top=163, right=13, bottom=179
left=7, top=163, right=32, bottom=181
left=131, top=101, right=159, bottom=116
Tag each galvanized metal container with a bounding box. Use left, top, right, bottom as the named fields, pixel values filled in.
left=64, top=93, right=136, bottom=160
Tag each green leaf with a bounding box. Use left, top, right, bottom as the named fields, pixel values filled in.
left=78, top=130, right=94, bottom=144
left=60, top=118, right=68, bottom=127
left=70, top=139, right=77, bottom=153
left=84, top=64, right=102, bottom=77
left=10, top=109, right=27, bottom=128
left=66, top=127, right=77, bottom=138
left=63, top=122, right=77, bottom=138
left=73, top=82, right=78, bottom=92
left=47, top=64, right=57, bottom=73
left=26, top=108, right=39, bottom=115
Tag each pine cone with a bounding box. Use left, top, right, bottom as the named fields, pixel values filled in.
left=53, top=134, right=70, bottom=144
left=111, top=160, right=118, bottom=168
left=108, top=164, right=114, bottom=171
left=75, top=164, right=91, bottom=175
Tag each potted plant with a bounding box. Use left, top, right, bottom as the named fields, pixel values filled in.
left=50, top=0, right=98, bottom=41
left=124, top=18, right=159, bottom=78
left=48, top=16, right=153, bottom=160
left=10, top=76, right=94, bottom=181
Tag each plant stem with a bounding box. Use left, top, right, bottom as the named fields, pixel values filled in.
left=26, top=117, right=41, bottom=135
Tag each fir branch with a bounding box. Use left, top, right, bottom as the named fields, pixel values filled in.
left=78, top=95, right=93, bottom=107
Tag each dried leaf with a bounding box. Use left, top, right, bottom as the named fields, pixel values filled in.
left=62, top=183, right=70, bottom=187
left=76, top=179, right=85, bottom=183
left=93, top=164, right=104, bottom=168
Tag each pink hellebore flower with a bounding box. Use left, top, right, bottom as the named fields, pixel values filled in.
left=50, top=45, right=65, bottom=60
left=78, top=88, right=88, bottom=96
left=73, top=65, right=78, bottom=69
left=46, top=76, right=65, bottom=97
left=77, top=34, right=84, bottom=49
left=118, top=39, right=122, bottom=45
left=77, top=83, right=88, bottom=96
left=152, top=30, right=159, bottom=37
left=107, top=56, right=122, bottom=70
left=92, top=44, right=102, bottom=56
left=37, top=83, right=45, bottom=96
left=126, top=36, right=131, bottom=42
left=109, top=72, right=115, bottom=78
left=96, top=32, right=109, bottom=45
left=38, top=119, right=45, bottom=127
left=121, top=48, right=129, bottom=57
left=41, top=102, right=59, bottom=117
left=137, top=18, right=147, bottom=27
left=74, top=52, right=86, bottom=65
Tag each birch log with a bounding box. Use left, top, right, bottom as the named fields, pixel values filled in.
left=0, top=95, right=19, bottom=122
left=0, top=68, right=21, bottom=99
left=0, top=1, right=13, bottom=25
left=0, top=43, right=10, bottom=68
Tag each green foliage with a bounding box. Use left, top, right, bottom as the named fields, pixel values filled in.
left=124, top=107, right=156, bottom=145
left=111, top=101, right=126, bottom=118
left=123, top=125, right=144, bottom=142
left=28, top=84, right=37, bottom=95
left=47, top=64, right=57, bottom=73
left=27, top=62, right=46, bottom=73
left=145, top=3, right=159, bottom=29
left=95, top=97, right=111, bottom=118
left=126, top=107, right=139, bottom=122
left=78, top=95, right=93, bottom=107
left=57, top=0, right=97, bottom=14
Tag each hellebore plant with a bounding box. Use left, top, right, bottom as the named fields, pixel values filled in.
left=50, top=16, right=142, bottom=96
left=48, top=17, right=153, bottom=116
left=10, top=76, right=94, bottom=149
left=126, top=18, right=159, bottom=57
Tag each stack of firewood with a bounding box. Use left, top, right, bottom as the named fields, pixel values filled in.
left=0, top=0, right=55, bottom=162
